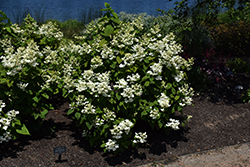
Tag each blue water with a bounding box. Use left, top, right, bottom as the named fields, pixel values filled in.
left=0, top=0, right=196, bottom=23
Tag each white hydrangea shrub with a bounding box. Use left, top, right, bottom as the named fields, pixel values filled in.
left=0, top=14, right=74, bottom=139
left=65, top=4, right=194, bottom=153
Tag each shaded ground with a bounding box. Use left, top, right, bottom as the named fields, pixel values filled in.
left=0, top=63, right=250, bottom=167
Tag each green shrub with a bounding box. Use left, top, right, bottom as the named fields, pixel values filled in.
left=67, top=3, right=194, bottom=153
left=0, top=13, right=73, bottom=139
left=226, top=57, right=250, bottom=73
left=209, top=20, right=250, bottom=56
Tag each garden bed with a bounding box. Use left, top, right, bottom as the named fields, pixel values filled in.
left=0, top=72, right=249, bottom=166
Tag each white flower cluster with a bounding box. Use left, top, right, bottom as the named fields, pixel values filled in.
left=69, top=95, right=88, bottom=110
left=114, top=78, right=142, bottom=103
left=126, top=73, right=140, bottom=82
left=105, top=139, right=119, bottom=152
left=81, top=102, right=96, bottom=114
left=91, top=56, right=103, bottom=69
left=75, top=70, right=112, bottom=97
left=158, top=93, right=171, bottom=108
left=149, top=108, right=161, bottom=119
left=178, top=84, right=194, bottom=106
left=16, top=82, right=29, bottom=91
left=94, top=117, right=104, bottom=128
left=133, top=132, right=147, bottom=144
left=174, top=71, right=185, bottom=82
left=165, top=118, right=180, bottom=130
left=147, top=63, right=163, bottom=76
left=101, top=45, right=116, bottom=60
left=118, top=12, right=155, bottom=29
left=110, top=119, right=133, bottom=139
left=34, top=21, right=63, bottom=40
left=0, top=40, right=41, bottom=75
left=121, top=83, right=143, bottom=103
left=103, top=108, right=116, bottom=121
left=0, top=100, right=19, bottom=143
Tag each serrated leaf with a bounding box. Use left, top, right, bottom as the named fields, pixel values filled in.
left=104, top=25, right=114, bottom=36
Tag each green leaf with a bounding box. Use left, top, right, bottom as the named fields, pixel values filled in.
left=58, top=84, right=63, bottom=89
left=101, top=124, right=109, bottom=136
left=110, top=17, right=120, bottom=24
left=33, top=96, right=39, bottom=103
left=119, top=50, right=124, bottom=55
left=28, top=90, right=33, bottom=95
left=40, top=109, right=48, bottom=119
left=5, top=26, right=11, bottom=33
left=75, top=112, right=81, bottom=120
left=67, top=109, right=74, bottom=115
left=16, top=124, right=30, bottom=135
left=141, top=110, right=147, bottom=116
left=142, top=75, right=150, bottom=82
left=42, top=93, right=49, bottom=99
left=116, top=93, right=121, bottom=100
left=100, top=143, right=106, bottom=148
left=13, top=119, right=21, bottom=126
left=144, top=81, right=150, bottom=87
left=110, top=62, right=116, bottom=69
left=166, top=83, right=172, bottom=89
left=86, top=121, right=93, bottom=130
left=104, top=25, right=114, bottom=36
left=158, top=120, right=163, bottom=128
left=116, top=56, right=122, bottom=64
left=7, top=80, right=13, bottom=87
left=104, top=2, right=110, bottom=8
left=171, top=87, right=176, bottom=94
left=172, top=107, right=175, bottom=114
left=62, top=88, right=67, bottom=97
left=177, top=105, right=182, bottom=112
left=144, top=58, right=149, bottom=64
left=175, top=95, right=180, bottom=100
left=99, top=39, right=107, bottom=47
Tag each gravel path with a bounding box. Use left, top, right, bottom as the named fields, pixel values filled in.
left=138, top=142, right=250, bottom=167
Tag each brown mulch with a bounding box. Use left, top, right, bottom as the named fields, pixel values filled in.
left=0, top=72, right=250, bottom=167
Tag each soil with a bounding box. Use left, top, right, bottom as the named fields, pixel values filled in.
left=0, top=63, right=250, bottom=167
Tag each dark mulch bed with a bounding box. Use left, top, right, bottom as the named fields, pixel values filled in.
left=0, top=70, right=250, bottom=167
